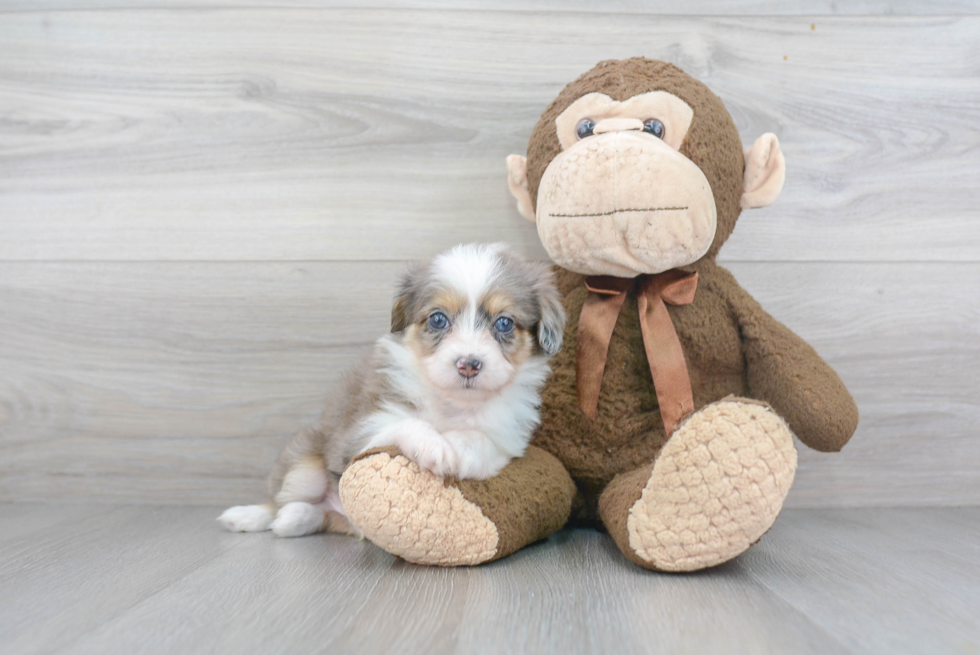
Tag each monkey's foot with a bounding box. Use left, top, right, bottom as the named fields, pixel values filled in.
left=339, top=446, right=574, bottom=566
left=600, top=398, right=797, bottom=572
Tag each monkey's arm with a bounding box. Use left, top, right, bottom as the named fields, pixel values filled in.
left=710, top=265, right=858, bottom=452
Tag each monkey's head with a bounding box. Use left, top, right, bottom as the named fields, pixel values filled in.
left=507, top=58, right=785, bottom=277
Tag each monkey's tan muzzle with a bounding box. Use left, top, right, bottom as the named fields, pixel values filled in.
left=535, top=132, right=718, bottom=278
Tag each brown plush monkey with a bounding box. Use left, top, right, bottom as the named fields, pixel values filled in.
left=339, top=58, right=858, bottom=571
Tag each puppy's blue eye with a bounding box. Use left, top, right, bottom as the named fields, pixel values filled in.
left=494, top=316, right=514, bottom=334
left=428, top=312, right=449, bottom=330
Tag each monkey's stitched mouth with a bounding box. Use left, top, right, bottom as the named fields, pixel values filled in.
left=549, top=206, right=689, bottom=218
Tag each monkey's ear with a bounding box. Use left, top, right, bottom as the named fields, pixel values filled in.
left=506, top=154, right=536, bottom=222
left=740, top=133, right=786, bottom=210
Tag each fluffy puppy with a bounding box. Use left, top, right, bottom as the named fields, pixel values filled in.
left=218, top=243, right=566, bottom=538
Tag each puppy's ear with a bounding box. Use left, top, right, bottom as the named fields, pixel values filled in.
left=534, top=268, right=566, bottom=356
left=391, top=294, right=410, bottom=333
left=391, top=264, right=420, bottom=333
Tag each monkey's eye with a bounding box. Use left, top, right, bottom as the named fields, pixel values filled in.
left=428, top=312, right=449, bottom=331
left=493, top=316, right=515, bottom=334
left=643, top=119, right=666, bottom=139
left=576, top=118, right=596, bottom=139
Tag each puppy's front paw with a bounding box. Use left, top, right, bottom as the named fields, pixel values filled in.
left=391, top=419, right=460, bottom=478
left=270, top=501, right=324, bottom=538
left=442, top=430, right=511, bottom=480
left=413, top=439, right=460, bottom=478
left=217, top=505, right=274, bottom=532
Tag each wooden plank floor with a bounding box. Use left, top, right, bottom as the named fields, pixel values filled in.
left=1, top=504, right=977, bottom=655
left=1, top=4, right=976, bottom=653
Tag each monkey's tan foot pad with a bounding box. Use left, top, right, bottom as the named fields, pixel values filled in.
left=603, top=399, right=797, bottom=572
left=339, top=446, right=576, bottom=567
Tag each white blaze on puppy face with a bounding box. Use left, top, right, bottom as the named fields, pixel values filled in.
left=397, top=244, right=549, bottom=398
left=422, top=322, right=517, bottom=395
left=431, top=242, right=504, bottom=309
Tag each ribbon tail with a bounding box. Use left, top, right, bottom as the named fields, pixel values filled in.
left=638, top=290, right=695, bottom=436
left=576, top=290, right=627, bottom=419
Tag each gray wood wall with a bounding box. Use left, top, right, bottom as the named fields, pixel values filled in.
left=1, top=2, right=978, bottom=508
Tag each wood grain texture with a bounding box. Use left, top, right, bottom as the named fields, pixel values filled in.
left=0, top=5, right=977, bottom=511
left=0, top=504, right=977, bottom=654
left=0, top=505, right=252, bottom=654
left=1, top=11, right=978, bottom=262
left=0, top=262, right=396, bottom=505
left=2, top=261, right=976, bottom=507
left=3, top=2, right=980, bottom=14
left=0, top=502, right=116, bottom=546
left=743, top=508, right=980, bottom=654
left=63, top=532, right=845, bottom=655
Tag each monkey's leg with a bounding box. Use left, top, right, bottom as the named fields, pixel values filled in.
left=598, top=398, right=797, bottom=572
left=339, top=445, right=575, bottom=566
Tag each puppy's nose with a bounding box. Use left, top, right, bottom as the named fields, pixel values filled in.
left=456, top=356, right=482, bottom=379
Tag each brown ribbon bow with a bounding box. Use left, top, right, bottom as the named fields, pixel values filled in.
left=576, top=269, right=699, bottom=436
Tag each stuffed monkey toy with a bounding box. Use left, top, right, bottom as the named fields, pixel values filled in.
left=339, top=58, right=858, bottom=571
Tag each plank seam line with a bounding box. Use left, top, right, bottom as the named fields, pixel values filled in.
left=0, top=7, right=974, bottom=18
left=52, top=533, right=254, bottom=652
left=0, top=259, right=977, bottom=265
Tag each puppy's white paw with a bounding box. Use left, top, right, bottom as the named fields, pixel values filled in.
left=442, top=430, right=511, bottom=480
left=407, top=436, right=460, bottom=478
left=271, top=501, right=324, bottom=538
left=217, top=505, right=274, bottom=532
left=387, top=419, right=460, bottom=478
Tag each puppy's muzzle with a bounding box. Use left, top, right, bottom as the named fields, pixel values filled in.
left=456, top=356, right=482, bottom=379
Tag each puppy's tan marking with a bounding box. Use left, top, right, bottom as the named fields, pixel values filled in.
left=402, top=323, right=428, bottom=358
left=427, top=288, right=468, bottom=321
left=324, top=510, right=361, bottom=537
left=482, top=289, right=515, bottom=321
left=503, top=328, right=535, bottom=367
left=274, top=455, right=328, bottom=505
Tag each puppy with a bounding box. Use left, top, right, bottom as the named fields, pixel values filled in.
left=218, top=243, right=566, bottom=538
